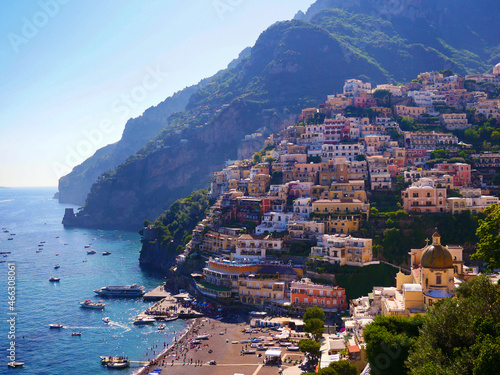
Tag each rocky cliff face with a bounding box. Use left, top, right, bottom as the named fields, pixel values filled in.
left=139, top=238, right=177, bottom=272
left=57, top=83, right=205, bottom=205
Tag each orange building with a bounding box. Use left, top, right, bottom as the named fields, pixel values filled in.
left=290, top=279, right=347, bottom=312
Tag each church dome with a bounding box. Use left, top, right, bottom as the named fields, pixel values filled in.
left=420, top=230, right=453, bottom=269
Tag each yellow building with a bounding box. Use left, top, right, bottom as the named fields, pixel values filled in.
left=248, top=174, right=271, bottom=197
left=238, top=274, right=285, bottom=305
left=328, top=180, right=367, bottom=202
left=312, top=199, right=370, bottom=219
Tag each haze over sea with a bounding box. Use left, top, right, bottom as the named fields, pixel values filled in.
left=0, top=187, right=186, bottom=374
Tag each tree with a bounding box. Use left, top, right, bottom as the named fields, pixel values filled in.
left=324, top=360, right=357, bottom=375
left=303, top=306, right=325, bottom=322
left=304, top=318, right=325, bottom=342
left=364, top=315, right=424, bottom=375
left=299, top=339, right=321, bottom=363
left=406, top=276, right=500, bottom=375
left=471, top=203, right=500, bottom=271
left=143, top=219, right=153, bottom=227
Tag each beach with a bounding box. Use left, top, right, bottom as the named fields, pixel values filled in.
left=137, top=317, right=305, bottom=375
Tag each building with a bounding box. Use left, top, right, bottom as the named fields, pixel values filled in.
left=343, top=79, right=371, bottom=98
left=367, top=156, right=392, bottom=190
left=321, top=143, right=363, bottom=162
left=310, top=234, right=374, bottom=266
left=291, top=279, right=347, bottom=311
left=233, top=234, right=283, bottom=261
left=395, top=105, right=426, bottom=118
left=447, top=188, right=499, bottom=214
left=312, top=199, right=370, bottom=219
left=440, top=113, right=470, bottom=131
left=255, top=212, right=294, bottom=235
left=238, top=274, right=286, bottom=305
left=401, top=178, right=448, bottom=213
left=403, top=131, right=458, bottom=150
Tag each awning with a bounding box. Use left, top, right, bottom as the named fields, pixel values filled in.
left=265, top=349, right=282, bottom=357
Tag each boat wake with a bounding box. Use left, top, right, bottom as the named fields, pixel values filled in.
left=0, top=199, right=14, bottom=203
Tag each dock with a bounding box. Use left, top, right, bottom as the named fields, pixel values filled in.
left=137, top=288, right=204, bottom=320
left=142, top=285, right=171, bottom=301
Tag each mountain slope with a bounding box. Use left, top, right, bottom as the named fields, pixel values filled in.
left=63, top=2, right=500, bottom=230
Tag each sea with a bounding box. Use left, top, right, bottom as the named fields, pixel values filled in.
left=0, top=187, right=187, bottom=374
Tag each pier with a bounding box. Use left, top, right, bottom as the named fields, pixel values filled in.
left=143, top=285, right=171, bottom=301
left=137, top=288, right=204, bottom=320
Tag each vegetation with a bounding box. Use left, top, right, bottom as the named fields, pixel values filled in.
left=303, top=306, right=326, bottom=341
left=471, top=204, right=500, bottom=271
left=406, top=276, right=500, bottom=375
left=153, top=190, right=211, bottom=252
left=305, top=360, right=357, bottom=375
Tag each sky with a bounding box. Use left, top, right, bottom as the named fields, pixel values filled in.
left=0, top=0, right=314, bottom=187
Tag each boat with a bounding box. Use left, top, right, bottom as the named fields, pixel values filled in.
left=0, top=260, right=6, bottom=263
left=102, top=251, right=111, bottom=256
left=7, top=238, right=13, bottom=240
left=38, top=244, right=44, bottom=247
left=241, top=349, right=256, bottom=355
left=40, top=241, right=46, bottom=243
left=84, top=245, right=91, bottom=248
left=49, top=276, right=60, bottom=282
left=196, top=334, right=210, bottom=340
left=3, top=230, right=8, bottom=233
left=54, top=265, right=60, bottom=269
left=163, top=315, right=178, bottom=322
left=106, top=360, right=129, bottom=369
left=87, top=249, right=97, bottom=254
left=94, top=284, right=145, bottom=298
left=72, top=332, right=81, bottom=336
left=287, top=346, right=300, bottom=351
left=102, top=317, right=110, bottom=323
left=158, top=324, right=166, bottom=330
left=49, top=323, right=63, bottom=329
left=133, top=317, right=155, bottom=325
left=55, top=236, right=60, bottom=238
left=80, top=299, right=105, bottom=309
left=36, top=250, right=42, bottom=253
left=280, top=342, right=292, bottom=347
left=7, top=362, right=24, bottom=368
left=10, top=233, right=16, bottom=236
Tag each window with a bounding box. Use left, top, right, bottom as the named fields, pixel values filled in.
left=436, top=275, right=442, bottom=284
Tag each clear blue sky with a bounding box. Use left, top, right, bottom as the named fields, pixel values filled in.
left=0, top=0, right=314, bottom=187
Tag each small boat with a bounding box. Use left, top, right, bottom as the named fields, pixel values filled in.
left=280, top=342, right=292, bottom=347
left=72, top=332, right=81, bottom=336
left=49, top=276, right=60, bottom=282
left=158, top=324, right=166, bottom=330
left=7, top=238, right=13, bottom=240
left=36, top=250, right=42, bottom=253
left=54, top=265, right=60, bottom=269
left=10, top=233, right=16, bottom=236
left=241, top=349, right=256, bottom=355
left=7, top=362, right=24, bottom=368
left=3, top=254, right=8, bottom=257
left=87, top=250, right=97, bottom=254
left=106, top=360, right=129, bottom=369
left=40, top=241, right=46, bottom=243
left=84, top=245, right=91, bottom=248
left=102, top=317, right=110, bottom=323
left=55, top=236, right=59, bottom=238
left=257, top=346, right=267, bottom=351
left=133, top=317, right=155, bottom=325
left=163, top=315, right=178, bottom=322
left=80, top=299, right=105, bottom=309
left=3, top=229, right=8, bottom=233
left=49, top=323, right=63, bottom=329
left=38, top=244, right=44, bottom=247
left=102, top=251, right=111, bottom=256
left=0, top=260, right=6, bottom=263
left=196, top=334, right=210, bottom=340
left=287, top=346, right=300, bottom=351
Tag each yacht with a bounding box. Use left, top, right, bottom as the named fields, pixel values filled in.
left=49, top=276, right=60, bottom=282
left=94, top=284, right=144, bottom=297
left=49, top=323, right=63, bottom=329
left=87, top=249, right=97, bottom=254
left=84, top=245, right=91, bottom=248
left=102, top=251, right=111, bottom=256
left=80, top=299, right=105, bottom=309
left=54, top=265, right=60, bottom=269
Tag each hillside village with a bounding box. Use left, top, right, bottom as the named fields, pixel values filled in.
left=143, top=62, right=500, bottom=326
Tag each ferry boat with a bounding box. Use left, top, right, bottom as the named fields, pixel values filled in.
left=87, top=249, right=97, bottom=254
left=49, top=276, right=60, bottom=282
left=102, top=251, right=111, bottom=256
left=80, top=299, right=105, bottom=309
left=94, top=284, right=145, bottom=298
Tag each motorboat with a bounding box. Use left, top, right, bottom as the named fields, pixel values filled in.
left=80, top=299, right=105, bottom=309
left=87, top=249, right=97, bottom=254
left=84, top=245, right=91, bottom=248
left=287, top=346, right=300, bottom=351
left=133, top=317, right=155, bottom=325
left=94, top=284, right=144, bottom=298
left=7, top=362, right=24, bottom=368
left=158, top=324, right=166, bottom=330
left=72, top=332, right=81, bottom=336
left=163, top=315, right=178, bottom=322
left=106, top=360, right=129, bottom=369
left=49, top=276, right=60, bottom=282
left=196, top=334, right=210, bottom=340
left=49, top=323, right=63, bottom=329
left=102, top=251, right=111, bottom=256
left=102, top=317, right=110, bottom=323
left=54, top=265, right=60, bottom=269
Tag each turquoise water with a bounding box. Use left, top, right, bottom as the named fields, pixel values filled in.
left=0, top=187, right=186, bottom=374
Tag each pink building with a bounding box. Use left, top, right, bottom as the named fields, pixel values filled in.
left=353, top=92, right=377, bottom=108
left=401, top=178, right=448, bottom=213
left=290, top=280, right=347, bottom=312
left=435, top=162, right=471, bottom=187
left=405, top=149, right=428, bottom=167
